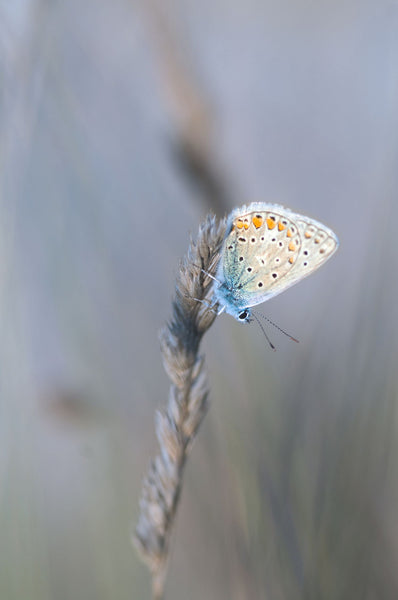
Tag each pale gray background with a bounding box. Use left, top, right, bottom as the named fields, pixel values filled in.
left=1, top=1, right=398, bottom=599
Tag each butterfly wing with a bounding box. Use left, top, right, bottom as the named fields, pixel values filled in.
left=217, top=203, right=338, bottom=309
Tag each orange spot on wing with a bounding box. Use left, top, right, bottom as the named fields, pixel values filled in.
left=278, top=222, right=286, bottom=231
left=252, top=215, right=263, bottom=229
left=288, top=256, right=294, bottom=264
left=236, top=220, right=244, bottom=229
left=288, top=241, right=296, bottom=252
left=266, top=217, right=276, bottom=229
left=243, top=222, right=249, bottom=230
left=305, top=231, right=312, bottom=238
left=286, top=229, right=293, bottom=237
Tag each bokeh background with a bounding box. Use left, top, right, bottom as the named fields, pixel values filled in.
left=1, top=1, right=398, bottom=599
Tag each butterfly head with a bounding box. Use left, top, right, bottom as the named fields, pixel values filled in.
left=236, top=308, right=252, bottom=323
left=216, top=295, right=252, bottom=323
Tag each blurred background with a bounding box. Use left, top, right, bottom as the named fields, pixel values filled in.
left=1, top=1, right=398, bottom=599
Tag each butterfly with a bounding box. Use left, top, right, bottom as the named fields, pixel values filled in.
left=212, top=202, right=339, bottom=323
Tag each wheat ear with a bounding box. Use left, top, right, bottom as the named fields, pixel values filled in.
left=134, top=213, right=227, bottom=599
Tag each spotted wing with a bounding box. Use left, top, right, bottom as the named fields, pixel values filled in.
left=219, top=202, right=338, bottom=309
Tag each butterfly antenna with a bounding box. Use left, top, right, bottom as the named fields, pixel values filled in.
left=254, top=310, right=299, bottom=343
left=251, top=312, right=276, bottom=351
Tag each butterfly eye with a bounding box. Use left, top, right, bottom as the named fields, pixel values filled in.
left=238, top=310, right=249, bottom=321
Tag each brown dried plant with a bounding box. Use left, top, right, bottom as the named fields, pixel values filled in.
left=134, top=213, right=227, bottom=599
